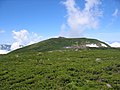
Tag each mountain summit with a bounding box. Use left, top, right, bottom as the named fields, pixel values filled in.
left=11, top=37, right=110, bottom=54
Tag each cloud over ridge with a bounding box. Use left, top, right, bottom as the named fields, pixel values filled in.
left=11, top=29, right=42, bottom=50
left=112, top=9, right=119, bottom=17
left=0, top=30, right=5, bottom=34
left=62, top=0, right=102, bottom=37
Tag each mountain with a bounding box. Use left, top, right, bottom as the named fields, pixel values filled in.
left=10, top=37, right=110, bottom=54
left=1, top=37, right=120, bottom=90
left=0, top=44, right=11, bottom=54
left=0, top=44, right=11, bottom=51
left=0, top=44, right=23, bottom=54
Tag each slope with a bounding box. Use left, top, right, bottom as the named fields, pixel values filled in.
left=10, top=37, right=110, bottom=54
left=1, top=38, right=120, bottom=90
left=0, top=49, right=120, bottom=89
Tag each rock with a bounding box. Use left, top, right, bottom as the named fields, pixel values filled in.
left=106, top=84, right=112, bottom=88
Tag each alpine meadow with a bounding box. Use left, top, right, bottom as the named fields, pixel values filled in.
left=0, top=0, right=120, bottom=90
left=0, top=37, right=120, bottom=90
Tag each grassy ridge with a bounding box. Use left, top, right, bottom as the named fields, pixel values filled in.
left=10, top=37, right=110, bottom=54
left=0, top=49, right=120, bottom=90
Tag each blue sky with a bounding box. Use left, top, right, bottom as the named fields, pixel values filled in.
left=0, top=0, right=120, bottom=45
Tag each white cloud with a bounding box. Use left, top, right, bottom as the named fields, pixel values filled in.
left=27, top=32, right=42, bottom=45
left=112, top=9, right=119, bottom=17
left=0, top=50, right=10, bottom=54
left=11, top=29, right=42, bottom=50
left=61, top=24, right=66, bottom=31
left=85, top=32, right=120, bottom=42
left=104, top=9, right=119, bottom=30
left=109, top=42, right=120, bottom=48
left=62, top=0, right=102, bottom=37
left=11, top=42, right=21, bottom=50
left=0, top=30, right=5, bottom=34
left=60, top=23, right=69, bottom=37
left=12, top=29, right=29, bottom=45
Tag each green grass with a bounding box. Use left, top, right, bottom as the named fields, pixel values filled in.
left=0, top=49, right=120, bottom=90
left=11, top=37, right=110, bottom=53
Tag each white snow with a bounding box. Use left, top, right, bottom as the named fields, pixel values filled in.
left=109, top=42, right=120, bottom=48
left=86, top=44, right=99, bottom=47
left=0, top=50, right=10, bottom=54
left=101, top=43, right=107, bottom=47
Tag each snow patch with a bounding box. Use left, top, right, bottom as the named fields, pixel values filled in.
left=86, top=44, right=99, bottom=47
left=101, top=43, right=107, bottom=47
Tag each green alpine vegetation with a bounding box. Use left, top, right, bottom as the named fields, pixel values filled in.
left=0, top=37, right=120, bottom=90
left=10, top=37, right=110, bottom=53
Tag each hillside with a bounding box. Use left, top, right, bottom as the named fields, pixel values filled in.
left=1, top=37, right=120, bottom=90
left=0, top=49, right=120, bottom=89
left=10, top=37, right=110, bottom=54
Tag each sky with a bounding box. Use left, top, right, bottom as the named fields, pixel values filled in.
left=0, top=0, right=120, bottom=49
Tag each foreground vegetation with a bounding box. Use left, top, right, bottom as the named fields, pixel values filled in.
left=0, top=48, right=120, bottom=90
